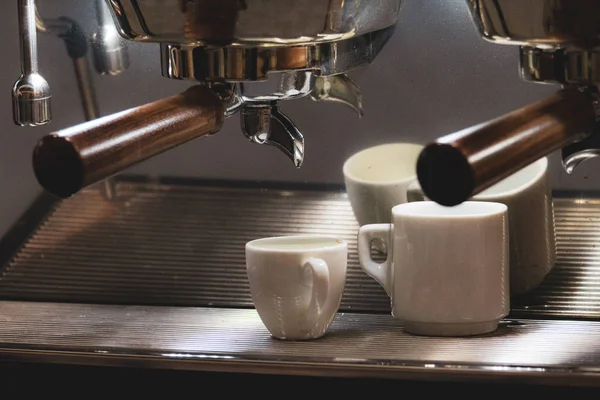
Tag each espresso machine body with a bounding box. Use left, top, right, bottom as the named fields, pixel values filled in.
left=3, top=0, right=600, bottom=388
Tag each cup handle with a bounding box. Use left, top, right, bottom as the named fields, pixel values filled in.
left=302, top=258, right=330, bottom=326
left=358, top=224, right=393, bottom=296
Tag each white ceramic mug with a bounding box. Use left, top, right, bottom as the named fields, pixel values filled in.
left=358, top=201, right=509, bottom=337
left=406, top=157, right=555, bottom=295
left=245, top=235, right=348, bottom=340
left=343, top=143, right=424, bottom=226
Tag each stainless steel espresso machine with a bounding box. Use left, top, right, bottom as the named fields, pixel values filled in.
left=6, top=0, right=600, bottom=390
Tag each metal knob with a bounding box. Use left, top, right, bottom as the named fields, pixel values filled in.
left=13, top=0, right=51, bottom=126
left=12, top=72, right=51, bottom=126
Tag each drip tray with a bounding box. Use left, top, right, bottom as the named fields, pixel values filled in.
left=1, top=178, right=600, bottom=384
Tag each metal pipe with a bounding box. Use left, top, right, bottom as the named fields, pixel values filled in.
left=20, top=0, right=37, bottom=74
left=73, top=57, right=100, bottom=121
left=13, top=0, right=51, bottom=126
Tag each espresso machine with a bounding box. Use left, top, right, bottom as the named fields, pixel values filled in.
left=15, top=0, right=400, bottom=198
left=6, top=0, right=600, bottom=390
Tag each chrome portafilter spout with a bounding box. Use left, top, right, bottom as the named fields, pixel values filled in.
left=238, top=71, right=315, bottom=168
left=13, top=0, right=51, bottom=126
left=238, top=71, right=365, bottom=168
left=241, top=103, right=305, bottom=168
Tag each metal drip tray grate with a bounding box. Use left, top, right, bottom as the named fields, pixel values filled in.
left=0, top=179, right=600, bottom=320
left=0, top=180, right=385, bottom=311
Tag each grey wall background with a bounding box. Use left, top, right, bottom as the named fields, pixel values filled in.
left=0, top=0, right=597, bottom=235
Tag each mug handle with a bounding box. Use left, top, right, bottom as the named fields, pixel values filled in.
left=358, top=224, right=393, bottom=296
left=302, top=258, right=330, bottom=326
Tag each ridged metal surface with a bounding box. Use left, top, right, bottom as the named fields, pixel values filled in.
left=515, top=197, right=600, bottom=318
left=1, top=181, right=600, bottom=319
left=0, top=181, right=388, bottom=311
left=1, top=300, right=600, bottom=384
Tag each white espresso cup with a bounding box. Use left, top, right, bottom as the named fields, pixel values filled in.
left=343, top=143, right=424, bottom=226
left=246, top=235, right=348, bottom=340
left=358, top=201, right=509, bottom=337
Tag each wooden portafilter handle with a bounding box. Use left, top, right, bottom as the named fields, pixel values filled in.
left=33, top=85, right=225, bottom=198
left=416, top=87, right=598, bottom=206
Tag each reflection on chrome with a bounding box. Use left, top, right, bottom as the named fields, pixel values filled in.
left=161, top=353, right=235, bottom=360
